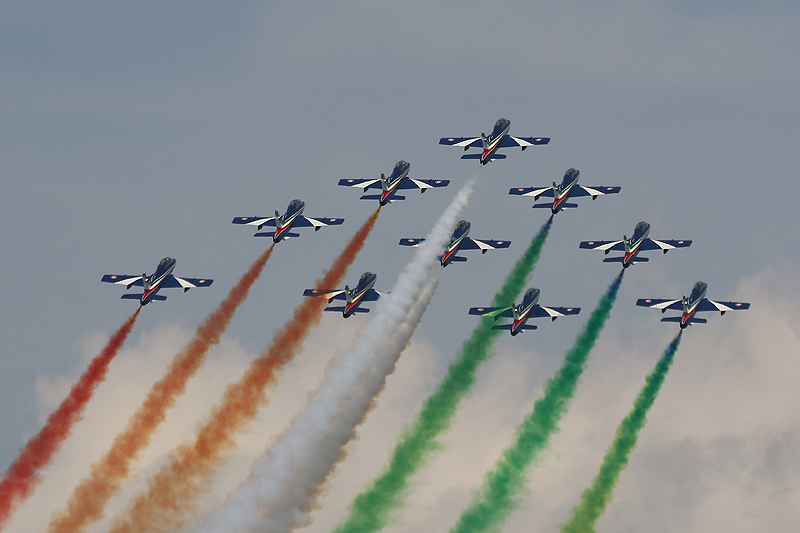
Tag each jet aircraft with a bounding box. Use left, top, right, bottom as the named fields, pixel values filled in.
left=101, top=257, right=213, bottom=306
left=303, top=272, right=386, bottom=318
left=399, top=220, right=510, bottom=267
left=580, top=221, right=692, bottom=268
left=469, top=288, right=580, bottom=336
left=338, top=161, right=450, bottom=206
left=637, top=281, right=750, bottom=329
left=439, top=118, right=550, bottom=165
left=509, top=168, right=620, bottom=214
left=233, top=199, right=344, bottom=243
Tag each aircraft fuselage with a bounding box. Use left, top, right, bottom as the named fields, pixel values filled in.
left=274, top=199, right=305, bottom=243
left=623, top=221, right=651, bottom=268
left=343, top=272, right=377, bottom=318
left=442, top=220, right=471, bottom=267
left=380, top=161, right=411, bottom=205
left=511, top=287, right=541, bottom=336
left=141, top=257, right=176, bottom=306
left=552, top=168, right=581, bottom=213
left=681, top=281, right=708, bottom=328
left=480, top=118, right=511, bottom=165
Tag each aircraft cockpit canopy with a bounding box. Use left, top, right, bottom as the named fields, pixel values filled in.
left=289, top=199, right=303, bottom=209
left=360, top=272, right=375, bottom=281
left=159, top=257, right=174, bottom=266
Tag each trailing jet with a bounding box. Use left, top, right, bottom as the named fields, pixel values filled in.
left=580, top=221, right=692, bottom=268
left=399, top=220, right=510, bottom=267
left=637, top=281, right=750, bottom=329
left=439, top=118, right=550, bottom=165
left=101, top=257, right=213, bottom=306
left=509, top=168, right=620, bottom=214
left=338, top=160, right=450, bottom=206
left=303, top=272, right=386, bottom=318
left=469, top=288, right=580, bottom=336
left=232, top=199, right=344, bottom=243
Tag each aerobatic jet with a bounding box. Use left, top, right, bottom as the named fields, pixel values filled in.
left=509, top=168, right=620, bottom=214
left=439, top=118, right=550, bottom=165
left=580, top=221, right=692, bottom=268
left=338, top=160, right=450, bottom=206
left=101, top=257, right=213, bottom=306
left=637, top=281, right=750, bottom=329
left=469, top=288, right=580, bottom=336
left=232, top=199, right=344, bottom=243
left=303, top=272, right=386, bottom=318
left=399, top=220, right=510, bottom=267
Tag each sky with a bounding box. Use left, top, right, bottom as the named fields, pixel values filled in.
left=1, top=1, right=799, bottom=532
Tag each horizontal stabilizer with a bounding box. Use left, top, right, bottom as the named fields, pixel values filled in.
left=492, top=324, right=537, bottom=331
left=532, top=202, right=578, bottom=209
left=439, top=255, right=468, bottom=262
left=253, top=231, right=301, bottom=238
left=661, top=316, right=707, bottom=324
left=603, top=256, right=649, bottom=263
left=461, top=153, right=506, bottom=160
left=361, top=194, right=406, bottom=201
left=324, top=306, right=370, bottom=314
left=121, top=293, right=167, bottom=301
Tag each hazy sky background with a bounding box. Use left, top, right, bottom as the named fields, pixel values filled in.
left=1, top=1, right=799, bottom=532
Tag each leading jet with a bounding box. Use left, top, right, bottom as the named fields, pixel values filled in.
left=469, top=288, right=581, bottom=336
left=338, top=160, right=450, bottom=206
left=439, top=118, right=550, bottom=165
left=509, top=168, right=620, bottom=214
left=637, top=281, right=750, bottom=329
left=101, top=257, right=213, bottom=306
left=303, top=272, right=386, bottom=318
left=580, top=221, right=692, bottom=268
left=232, top=199, right=344, bottom=243
left=399, top=220, right=510, bottom=267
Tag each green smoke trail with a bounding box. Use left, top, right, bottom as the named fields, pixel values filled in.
left=560, top=332, right=682, bottom=533
left=448, top=271, right=625, bottom=533
left=333, top=217, right=553, bottom=533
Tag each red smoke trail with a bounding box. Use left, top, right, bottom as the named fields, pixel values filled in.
left=0, top=308, right=140, bottom=531
left=46, top=245, right=275, bottom=533
left=105, top=210, right=381, bottom=533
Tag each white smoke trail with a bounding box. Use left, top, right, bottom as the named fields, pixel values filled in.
left=188, top=175, right=478, bottom=533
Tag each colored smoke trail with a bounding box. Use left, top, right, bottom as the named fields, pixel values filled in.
left=333, top=216, right=553, bottom=533
left=183, top=175, right=479, bottom=533
left=560, top=333, right=682, bottom=533
left=448, top=271, right=624, bottom=533
left=46, top=244, right=275, bottom=533
left=102, top=209, right=382, bottom=533
left=0, top=308, right=140, bottom=531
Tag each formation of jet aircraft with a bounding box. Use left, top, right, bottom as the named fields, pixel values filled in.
left=99, top=117, right=748, bottom=338
left=232, top=199, right=344, bottom=243
left=509, top=168, right=620, bottom=214
left=469, top=288, right=581, bottom=336
left=580, top=221, right=692, bottom=268
left=101, top=257, right=213, bottom=306
left=399, top=220, right=511, bottom=267
left=338, top=161, right=450, bottom=206
left=303, top=272, right=385, bottom=318
left=439, top=118, right=550, bottom=165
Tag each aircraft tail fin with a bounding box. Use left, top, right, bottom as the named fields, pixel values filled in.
left=380, top=173, right=389, bottom=191
left=344, top=285, right=353, bottom=303
left=142, top=273, right=150, bottom=291
left=275, top=210, right=283, bottom=228
left=480, top=132, right=488, bottom=149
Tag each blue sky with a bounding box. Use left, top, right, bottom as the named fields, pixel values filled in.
left=1, top=2, right=799, bottom=532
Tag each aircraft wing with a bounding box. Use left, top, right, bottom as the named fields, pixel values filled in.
left=439, top=136, right=481, bottom=148
left=397, top=177, right=450, bottom=191
left=399, top=238, right=425, bottom=247
left=496, top=135, right=550, bottom=148
left=292, top=216, right=345, bottom=229
left=636, top=298, right=682, bottom=311
left=362, top=289, right=383, bottom=302
left=338, top=178, right=382, bottom=191
left=232, top=216, right=277, bottom=227
left=468, top=306, right=514, bottom=319
left=159, top=275, right=214, bottom=290
left=508, top=187, right=554, bottom=199
left=459, top=237, right=511, bottom=252
left=579, top=240, right=625, bottom=252
left=697, top=298, right=750, bottom=313
left=567, top=186, right=622, bottom=198
left=528, top=305, right=581, bottom=319
left=101, top=275, right=144, bottom=288
left=639, top=238, right=692, bottom=251
left=303, top=289, right=346, bottom=302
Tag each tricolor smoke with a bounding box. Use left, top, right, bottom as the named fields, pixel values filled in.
left=334, top=216, right=553, bottom=533
left=560, top=333, right=682, bottom=533
left=46, top=245, right=276, bottom=533
left=182, top=175, right=478, bottom=533
left=96, top=209, right=382, bottom=533
left=0, top=308, right=140, bottom=531
left=448, top=271, right=624, bottom=533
